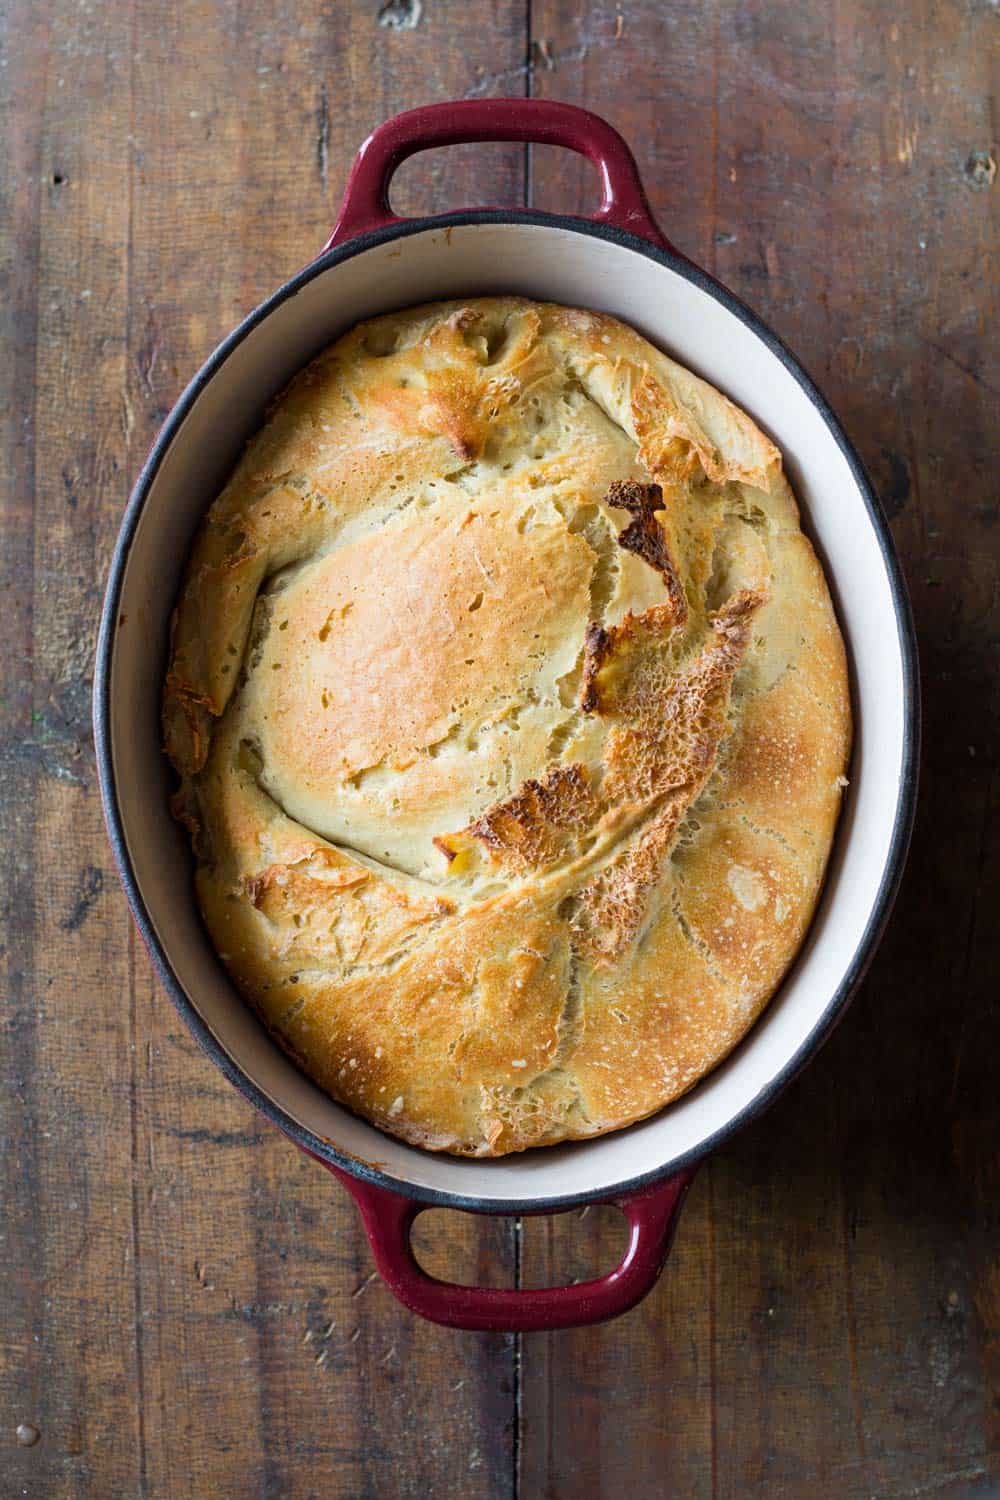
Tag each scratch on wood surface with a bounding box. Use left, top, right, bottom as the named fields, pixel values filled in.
left=119, top=389, right=134, bottom=445
left=193, top=1259, right=215, bottom=1291
left=20, top=1231, right=93, bottom=1294
left=464, top=23, right=622, bottom=97
left=737, top=55, right=836, bottom=110
left=316, top=83, right=329, bottom=190
left=136, top=307, right=162, bottom=398
left=814, top=1448, right=1000, bottom=1490
left=162, top=1125, right=266, bottom=1147
left=921, top=336, right=1000, bottom=398
left=876, top=1458, right=992, bottom=1496
left=0, top=739, right=86, bottom=789
left=226, top=1297, right=301, bottom=1322
left=896, top=120, right=919, bottom=165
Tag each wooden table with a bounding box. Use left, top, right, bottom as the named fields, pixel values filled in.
left=2, top=1, right=997, bottom=1494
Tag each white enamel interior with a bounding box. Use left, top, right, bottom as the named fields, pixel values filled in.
left=108, top=222, right=909, bottom=1206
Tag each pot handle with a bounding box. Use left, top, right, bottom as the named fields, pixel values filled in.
left=323, top=98, right=671, bottom=252
left=324, top=1162, right=696, bottom=1331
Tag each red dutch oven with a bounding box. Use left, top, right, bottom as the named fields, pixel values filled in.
left=95, top=100, right=918, bottom=1330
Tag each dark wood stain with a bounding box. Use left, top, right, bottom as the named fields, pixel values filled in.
left=1, top=1, right=996, bottom=1496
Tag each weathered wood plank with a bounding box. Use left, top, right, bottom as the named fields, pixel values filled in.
left=522, top=1, right=999, bottom=1496
left=1, top=1, right=526, bottom=1496
left=1, top=1, right=142, bottom=1495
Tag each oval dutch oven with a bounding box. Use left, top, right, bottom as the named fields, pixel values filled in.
left=95, top=100, right=919, bottom=1331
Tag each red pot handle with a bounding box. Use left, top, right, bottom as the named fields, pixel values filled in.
left=323, top=1161, right=696, bottom=1331
left=323, top=98, right=670, bottom=252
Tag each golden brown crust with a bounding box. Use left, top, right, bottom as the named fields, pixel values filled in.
left=163, top=297, right=851, bottom=1156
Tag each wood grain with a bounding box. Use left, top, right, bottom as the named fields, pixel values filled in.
left=522, top=2, right=1000, bottom=1497
left=1, top=2, right=524, bottom=1496
left=1, top=0, right=997, bottom=1496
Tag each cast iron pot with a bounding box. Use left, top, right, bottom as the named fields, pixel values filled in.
left=95, top=99, right=919, bottom=1331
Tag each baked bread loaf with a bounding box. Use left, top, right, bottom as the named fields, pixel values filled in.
left=164, top=297, right=850, bottom=1156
